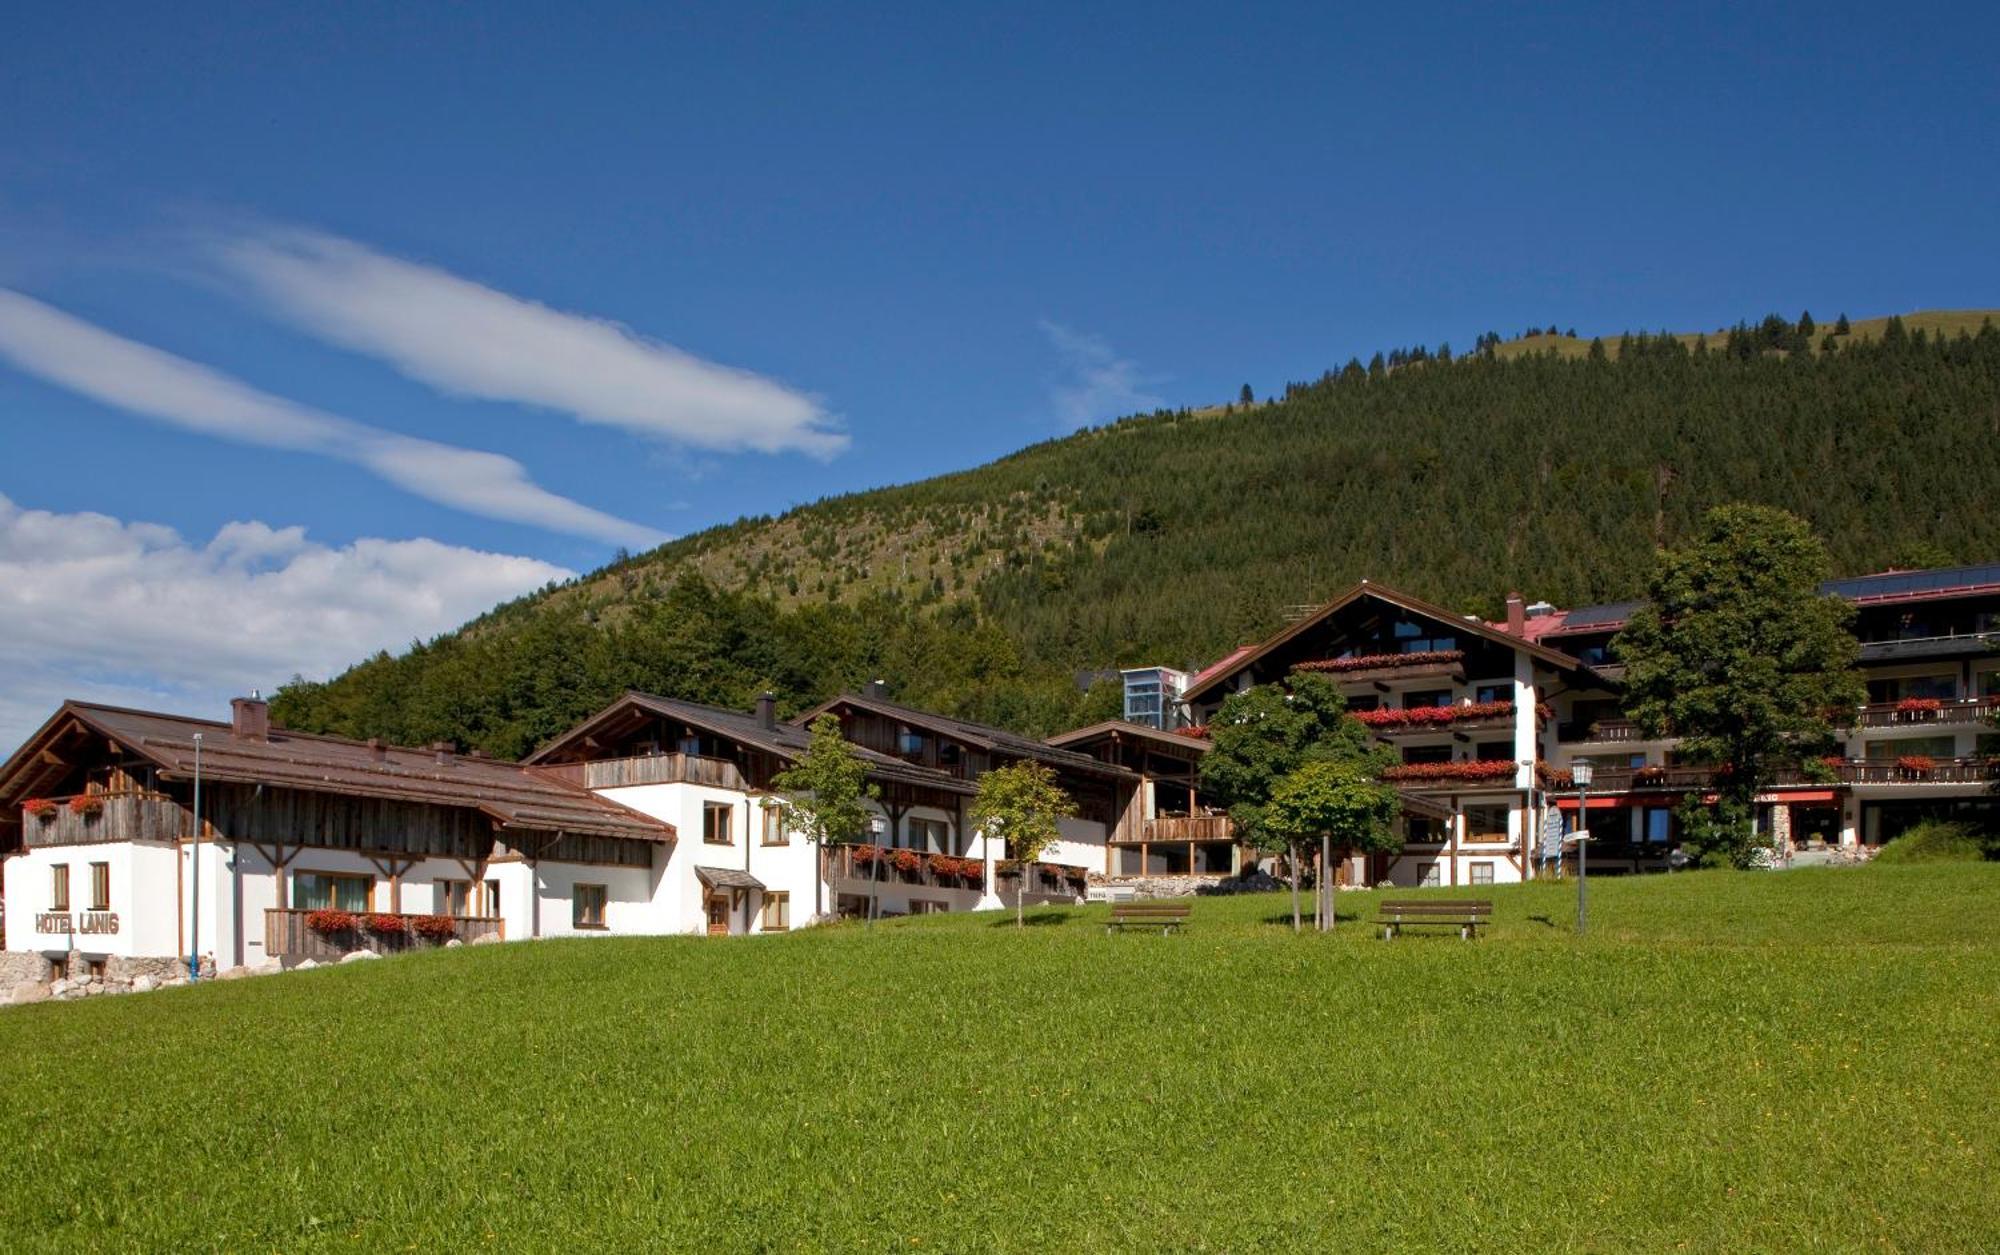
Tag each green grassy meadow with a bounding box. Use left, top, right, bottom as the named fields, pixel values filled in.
left=2, top=866, right=1997, bottom=1251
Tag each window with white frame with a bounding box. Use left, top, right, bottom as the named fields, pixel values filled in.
left=1418, top=863, right=1441, bottom=887
left=1469, top=862, right=1495, bottom=885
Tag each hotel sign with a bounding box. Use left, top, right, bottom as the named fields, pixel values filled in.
left=34, top=912, right=119, bottom=935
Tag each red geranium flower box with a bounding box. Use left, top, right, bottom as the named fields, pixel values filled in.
left=1895, top=697, right=1944, bottom=714
left=1380, top=760, right=1517, bottom=783
left=411, top=914, right=458, bottom=940
left=366, top=913, right=409, bottom=937
left=1897, top=754, right=1937, bottom=774
left=1354, top=700, right=1514, bottom=728
left=67, top=794, right=105, bottom=817
left=304, top=909, right=360, bottom=935
left=1293, top=649, right=1465, bottom=675
left=22, top=797, right=56, bottom=819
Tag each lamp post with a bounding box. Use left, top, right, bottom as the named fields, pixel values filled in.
left=865, top=814, right=887, bottom=927
left=187, top=733, right=204, bottom=981
left=1570, top=759, right=1592, bottom=936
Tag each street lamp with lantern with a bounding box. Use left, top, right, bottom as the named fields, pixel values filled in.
left=865, top=813, right=888, bottom=926
left=1570, top=759, right=1593, bottom=935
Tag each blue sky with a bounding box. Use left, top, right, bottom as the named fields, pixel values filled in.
left=2, top=2, right=1997, bottom=740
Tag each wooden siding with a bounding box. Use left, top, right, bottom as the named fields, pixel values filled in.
left=204, top=783, right=495, bottom=860
left=21, top=793, right=187, bottom=847
left=1141, top=813, right=1237, bottom=843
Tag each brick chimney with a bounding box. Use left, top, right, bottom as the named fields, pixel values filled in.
left=367, top=737, right=388, bottom=764
left=1504, top=592, right=1526, bottom=636
left=231, top=694, right=270, bottom=742
left=756, top=691, right=777, bottom=730
left=431, top=740, right=455, bottom=766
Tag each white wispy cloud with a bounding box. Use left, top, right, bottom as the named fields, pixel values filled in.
left=1039, top=320, right=1165, bottom=428
left=214, top=227, right=848, bottom=459
left=0, top=493, right=574, bottom=747
left=0, top=290, right=666, bottom=548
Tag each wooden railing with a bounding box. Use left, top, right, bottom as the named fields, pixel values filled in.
left=832, top=846, right=986, bottom=892
left=264, top=909, right=504, bottom=960
left=536, top=752, right=750, bottom=791
left=1851, top=696, right=2000, bottom=728
left=20, top=792, right=187, bottom=847
left=1142, top=813, right=1236, bottom=843
left=1558, top=719, right=1643, bottom=744
left=995, top=865, right=1089, bottom=904
left=1577, top=757, right=2000, bottom=793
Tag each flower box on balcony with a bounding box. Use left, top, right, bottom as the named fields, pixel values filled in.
left=1294, top=650, right=1466, bottom=682
left=1895, top=698, right=1944, bottom=721
left=1380, top=760, right=1516, bottom=784
left=67, top=794, right=105, bottom=818
left=1896, top=754, right=1937, bottom=777
left=1354, top=700, right=1513, bottom=730
left=366, top=913, right=409, bottom=937
left=305, top=909, right=361, bottom=936
left=23, top=797, right=57, bottom=820
left=411, top=914, right=458, bottom=940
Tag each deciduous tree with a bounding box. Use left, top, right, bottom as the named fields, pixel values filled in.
left=1199, top=673, right=1394, bottom=930
left=772, top=714, right=880, bottom=920
left=1616, top=505, right=1864, bottom=867
left=1267, top=759, right=1400, bottom=931
left=970, top=761, right=1073, bottom=927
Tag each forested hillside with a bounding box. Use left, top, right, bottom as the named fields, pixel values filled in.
left=273, top=313, right=2000, bottom=757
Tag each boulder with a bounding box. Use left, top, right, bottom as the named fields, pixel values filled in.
left=292, top=959, right=318, bottom=971
left=339, top=950, right=380, bottom=963
left=469, top=932, right=503, bottom=946
left=48, top=979, right=71, bottom=997
left=10, top=981, right=49, bottom=1006
left=217, top=965, right=250, bottom=981
left=444, top=939, right=464, bottom=949
left=131, top=975, right=157, bottom=993
left=252, top=959, right=283, bottom=976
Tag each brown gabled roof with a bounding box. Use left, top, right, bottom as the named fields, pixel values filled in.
left=796, top=693, right=1138, bottom=781
left=527, top=692, right=976, bottom=795
left=1181, top=580, right=1601, bottom=704
left=0, top=701, right=675, bottom=844
left=1044, top=719, right=1212, bottom=756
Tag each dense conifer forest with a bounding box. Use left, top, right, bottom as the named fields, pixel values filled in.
left=272, top=313, right=2000, bottom=758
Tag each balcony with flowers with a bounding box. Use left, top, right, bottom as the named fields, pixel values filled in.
left=1354, top=700, right=1521, bottom=738
left=264, top=908, right=504, bottom=960
left=1292, top=650, right=1467, bottom=686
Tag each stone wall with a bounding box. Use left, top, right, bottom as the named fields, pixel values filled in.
left=0, top=951, right=53, bottom=988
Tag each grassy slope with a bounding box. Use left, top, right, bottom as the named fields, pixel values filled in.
left=1492, top=309, right=1999, bottom=361
left=483, top=307, right=2000, bottom=628
left=2, top=866, right=1997, bottom=1251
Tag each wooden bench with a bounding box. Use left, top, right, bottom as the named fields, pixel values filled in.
left=1377, top=899, right=1492, bottom=941
left=1106, top=901, right=1191, bottom=936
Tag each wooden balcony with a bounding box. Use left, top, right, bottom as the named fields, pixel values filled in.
left=1142, top=813, right=1236, bottom=843
left=1851, top=696, right=2000, bottom=729
left=20, top=792, right=189, bottom=848
left=1573, top=757, right=2000, bottom=794
left=831, top=845, right=987, bottom=893
left=1558, top=719, right=1644, bottom=744
left=264, top=909, right=504, bottom=960
left=537, top=752, right=750, bottom=791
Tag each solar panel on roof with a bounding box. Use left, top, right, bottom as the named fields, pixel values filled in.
left=1820, top=563, right=2000, bottom=600
left=1555, top=600, right=1643, bottom=630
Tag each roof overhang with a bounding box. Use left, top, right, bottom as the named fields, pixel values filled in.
left=1182, top=580, right=1607, bottom=704
left=695, top=865, right=766, bottom=892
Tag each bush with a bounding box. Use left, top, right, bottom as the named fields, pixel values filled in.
left=1874, top=822, right=1991, bottom=865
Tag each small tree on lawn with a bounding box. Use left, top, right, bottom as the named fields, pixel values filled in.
left=1199, top=672, right=1394, bottom=932
left=771, top=714, right=879, bottom=920
left=1267, top=759, right=1400, bottom=931
left=1616, top=504, right=1864, bottom=867
left=970, top=761, right=1073, bottom=928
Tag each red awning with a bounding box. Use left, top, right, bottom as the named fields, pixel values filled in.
left=1766, top=789, right=1838, bottom=804
left=1555, top=795, right=1654, bottom=811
